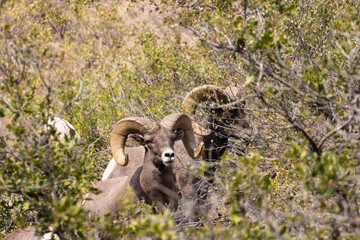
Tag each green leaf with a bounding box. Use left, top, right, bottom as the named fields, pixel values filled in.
left=234, top=16, right=242, bottom=28
left=4, top=24, right=11, bottom=32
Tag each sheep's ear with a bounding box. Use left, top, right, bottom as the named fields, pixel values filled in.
left=129, top=134, right=145, bottom=145
left=174, top=130, right=184, bottom=141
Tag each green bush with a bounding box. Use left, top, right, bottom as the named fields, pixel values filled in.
left=1, top=0, right=359, bottom=239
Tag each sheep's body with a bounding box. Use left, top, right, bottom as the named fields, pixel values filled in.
left=84, top=176, right=129, bottom=218
left=102, top=147, right=145, bottom=180
left=83, top=114, right=197, bottom=218
left=85, top=164, right=179, bottom=219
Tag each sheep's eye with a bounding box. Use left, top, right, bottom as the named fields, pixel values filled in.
left=172, top=134, right=179, bottom=141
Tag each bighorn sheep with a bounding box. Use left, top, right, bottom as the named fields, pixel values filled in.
left=83, top=113, right=199, bottom=218
left=100, top=85, right=250, bottom=222
left=176, top=85, right=251, bottom=220
left=0, top=117, right=77, bottom=160
left=182, top=85, right=251, bottom=174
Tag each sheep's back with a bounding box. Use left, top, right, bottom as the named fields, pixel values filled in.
left=102, top=146, right=145, bottom=180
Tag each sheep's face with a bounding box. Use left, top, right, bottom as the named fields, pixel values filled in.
left=133, top=124, right=184, bottom=167
left=208, top=102, right=250, bottom=140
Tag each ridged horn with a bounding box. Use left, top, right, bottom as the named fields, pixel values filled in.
left=182, top=85, right=230, bottom=136
left=110, top=117, right=156, bottom=166
left=224, top=85, right=244, bottom=103
left=160, top=113, right=203, bottom=159
left=190, top=118, right=211, bottom=137
left=182, top=85, right=230, bottom=114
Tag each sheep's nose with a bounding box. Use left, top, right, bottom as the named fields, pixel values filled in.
left=162, top=149, right=175, bottom=165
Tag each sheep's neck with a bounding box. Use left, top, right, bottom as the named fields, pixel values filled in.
left=199, top=127, right=229, bottom=185
left=202, top=132, right=228, bottom=162
left=141, top=154, right=175, bottom=186
left=140, top=153, right=177, bottom=208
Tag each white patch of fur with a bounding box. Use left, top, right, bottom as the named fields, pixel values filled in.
left=48, top=117, right=76, bottom=141
left=42, top=232, right=59, bottom=240
left=102, top=158, right=117, bottom=181
left=162, top=148, right=175, bottom=166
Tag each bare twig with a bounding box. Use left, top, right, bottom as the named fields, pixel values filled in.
left=2, top=97, right=42, bottom=141
left=58, top=80, right=83, bottom=116
left=318, top=114, right=354, bottom=149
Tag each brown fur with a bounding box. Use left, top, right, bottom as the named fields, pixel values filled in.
left=0, top=118, right=11, bottom=137
left=84, top=123, right=181, bottom=218
left=1, top=227, right=42, bottom=240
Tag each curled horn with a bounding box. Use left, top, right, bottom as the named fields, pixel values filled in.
left=182, top=85, right=230, bottom=136
left=182, top=85, right=229, bottom=114
left=161, top=113, right=203, bottom=159
left=110, top=117, right=156, bottom=166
